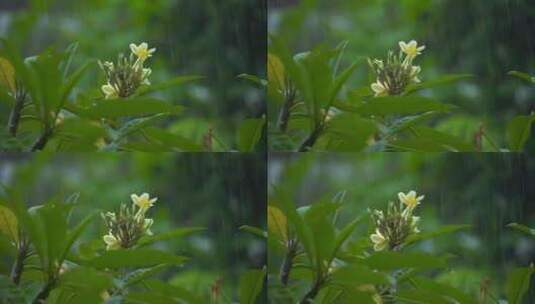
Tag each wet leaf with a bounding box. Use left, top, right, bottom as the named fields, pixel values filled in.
left=0, top=57, right=16, bottom=94
left=405, top=224, right=471, bottom=245
left=138, top=227, right=205, bottom=246
left=237, top=117, right=265, bottom=152
left=0, top=205, right=18, bottom=243
left=239, top=268, right=266, bottom=304
left=362, top=252, right=447, bottom=271
left=507, top=223, right=535, bottom=237
left=507, top=114, right=535, bottom=151
left=268, top=205, right=288, bottom=242
left=88, top=248, right=188, bottom=269
left=508, top=71, right=535, bottom=84
left=239, top=225, right=267, bottom=238
left=506, top=265, right=534, bottom=304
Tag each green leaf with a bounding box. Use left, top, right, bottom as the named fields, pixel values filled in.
left=268, top=53, right=286, bottom=93
left=331, top=217, right=363, bottom=260
left=323, top=113, right=377, bottom=152
left=0, top=205, right=18, bottom=243
left=60, top=61, right=93, bottom=108
left=138, top=227, right=204, bottom=246
left=508, top=71, right=535, bottom=84
left=60, top=42, right=79, bottom=80
left=390, top=126, right=474, bottom=152
left=395, top=289, right=452, bottom=304
left=267, top=205, right=288, bottom=243
left=144, top=279, right=204, bottom=304
left=362, top=252, right=447, bottom=271
left=405, top=74, right=473, bottom=94
left=87, top=248, right=188, bottom=269
left=124, top=264, right=170, bottom=287
left=405, top=224, right=470, bottom=245
left=109, top=113, right=169, bottom=145
left=507, top=223, right=535, bottom=237
left=507, top=114, right=535, bottom=151
left=297, top=48, right=335, bottom=112
left=0, top=57, right=16, bottom=94
left=328, top=62, right=358, bottom=107
left=238, top=74, right=268, bottom=87
left=31, top=201, right=73, bottom=272
left=239, top=268, right=266, bottom=304
left=125, top=291, right=180, bottom=304
left=136, top=75, right=203, bottom=96
left=506, top=265, right=534, bottom=304
left=304, top=202, right=338, bottom=269
left=143, top=127, right=203, bottom=152
left=59, top=211, right=98, bottom=263
left=58, top=266, right=112, bottom=293
left=239, top=225, right=267, bottom=238
left=271, top=187, right=315, bottom=268
left=330, top=265, right=390, bottom=286
left=77, top=98, right=184, bottom=119
left=237, top=117, right=265, bottom=152
left=411, top=277, right=478, bottom=304
left=341, top=96, right=455, bottom=116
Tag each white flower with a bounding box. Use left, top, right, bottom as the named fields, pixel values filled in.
left=398, top=190, right=424, bottom=210
left=371, top=80, right=388, bottom=97
left=103, top=233, right=120, bottom=250
left=370, top=229, right=388, bottom=251
left=131, top=193, right=157, bottom=211
left=101, top=83, right=119, bottom=99
left=129, top=42, right=156, bottom=62
left=399, top=40, right=425, bottom=59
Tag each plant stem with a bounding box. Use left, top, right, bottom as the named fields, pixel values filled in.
left=279, top=241, right=297, bottom=286
left=10, top=243, right=28, bottom=285
left=299, top=279, right=322, bottom=304
left=30, top=128, right=52, bottom=151
left=277, top=97, right=293, bottom=132
left=32, top=280, right=55, bottom=304
left=298, top=127, right=322, bottom=152
left=7, top=91, right=26, bottom=137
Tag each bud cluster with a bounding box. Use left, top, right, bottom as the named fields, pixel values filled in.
left=369, top=191, right=423, bottom=251
left=101, top=193, right=157, bottom=250
left=99, top=42, right=155, bottom=99
left=368, top=40, right=425, bottom=97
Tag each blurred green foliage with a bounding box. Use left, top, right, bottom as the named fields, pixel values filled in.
left=268, top=0, right=535, bottom=151
left=268, top=153, right=535, bottom=303
left=0, top=0, right=266, bottom=150
left=0, top=153, right=267, bottom=303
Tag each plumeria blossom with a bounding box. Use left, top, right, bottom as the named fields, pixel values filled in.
left=370, top=229, right=388, bottom=251
left=398, top=190, right=424, bottom=210
left=371, top=80, right=388, bottom=97
left=101, top=83, right=119, bottom=99
left=131, top=192, right=157, bottom=212
left=102, top=193, right=157, bottom=250
left=103, top=233, right=120, bottom=250
left=399, top=40, right=425, bottom=59
left=130, top=42, right=156, bottom=63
